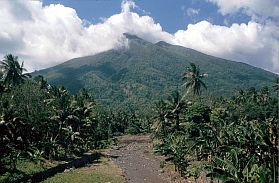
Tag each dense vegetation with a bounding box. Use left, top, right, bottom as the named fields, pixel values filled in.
left=1, top=52, right=278, bottom=183
left=33, top=34, right=277, bottom=111
left=0, top=54, right=148, bottom=182
left=151, top=63, right=279, bottom=182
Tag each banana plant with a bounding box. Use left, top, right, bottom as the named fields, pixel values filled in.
left=208, top=148, right=273, bottom=183
left=166, top=134, right=189, bottom=177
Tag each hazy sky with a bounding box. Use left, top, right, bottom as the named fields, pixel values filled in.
left=0, top=0, right=278, bottom=73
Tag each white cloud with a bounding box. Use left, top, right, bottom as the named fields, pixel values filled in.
left=223, top=18, right=229, bottom=26
left=202, top=0, right=279, bottom=72
left=206, top=0, right=279, bottom=20
left=121, top=0, right=136, bottom=13
left=186, top=8, right=200, bottom=17
left=0, top=0, right=172, bottom=71
left=0, top=0, right=278, bottom=73
left=173, top=21, right=279, bottom=72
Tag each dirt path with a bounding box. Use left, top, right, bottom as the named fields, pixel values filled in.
left=109, top=135, right=172, bottom=183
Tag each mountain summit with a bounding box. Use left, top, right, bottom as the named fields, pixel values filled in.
left=34, top=34, right=277, bottom=110
left=123, top=33, right=143, bottom=40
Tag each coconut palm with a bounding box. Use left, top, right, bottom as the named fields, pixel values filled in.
left=33, top=75, right=49, bottom=90
left=165, top=91, right=186, bottom=131
left=0, top=70, right=3, bottom=80
left=0, top=54, right=30, bottom=86
left=182, top=63, right=207, bottom=96
left=0, top=70, right=4, bottom=92
left=152, top=100, right=169, bottom=140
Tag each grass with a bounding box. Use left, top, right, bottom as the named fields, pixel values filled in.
left=1, top=152, right=124, bottom=183
left=42, top=157, right=125, bottom=183
left=0, top=159, right=58, bottom=183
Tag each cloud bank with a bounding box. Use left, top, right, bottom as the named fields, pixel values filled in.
left=0, top=0, right=278, bottom=73
left=207, top=0, right=279, bottom=20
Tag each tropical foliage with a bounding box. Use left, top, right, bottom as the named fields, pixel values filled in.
left=0, top=54, right=30, bottom=87
left=0, top=54, right=278, bottom=183
left=0, top=54, right=147, bottom=182
left=152, top=63, right=278, bottom=182
left=182, top=63, right=207, bottom=95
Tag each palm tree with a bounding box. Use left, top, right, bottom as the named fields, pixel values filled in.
left=34, top=75, right=49, bottom=90
left=152, top=100, right=169, bottom=141
left=0, top=70, right=3, bottom=80
left=182, top=63, right=207, bottom=96
left=234, top=89, right=246, bottom=105
left=0, top=54, right=30, bottom=86
left=166, top=91, right=186, bottom=131
left=0, top=70, right=5, bottom=92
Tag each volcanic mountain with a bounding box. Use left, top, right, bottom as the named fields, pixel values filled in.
left=34, top=34, right=277, bottom=110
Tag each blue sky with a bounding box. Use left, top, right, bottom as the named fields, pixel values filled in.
left=43, top=0, right=251, bottom=33
left=0, top=0, right=278, bottom=73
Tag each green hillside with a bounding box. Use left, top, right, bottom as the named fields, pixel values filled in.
left=33, top=33, right=277, bottom=110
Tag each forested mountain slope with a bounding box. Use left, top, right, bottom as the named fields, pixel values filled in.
left=34, top=34, right=277, bottom=110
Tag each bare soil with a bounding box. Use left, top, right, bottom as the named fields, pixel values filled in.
left=109, top=134, right=172, bottom=183
left=107, top=135, right=216, bottom=183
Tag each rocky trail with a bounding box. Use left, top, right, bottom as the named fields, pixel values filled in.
left=41, top=134, right=214, bottom=183
left=109, top=135, right=172, bottom=183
